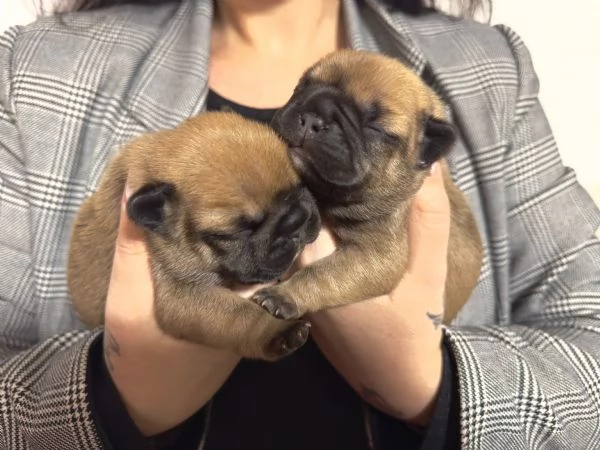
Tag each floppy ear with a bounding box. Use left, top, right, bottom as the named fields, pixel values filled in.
left=126, top=183, right=176, bottom=232
left=416, top=117, right=457, bottom=170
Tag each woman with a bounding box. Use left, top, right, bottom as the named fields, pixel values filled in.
left=1, top=0, right=599, bottom=449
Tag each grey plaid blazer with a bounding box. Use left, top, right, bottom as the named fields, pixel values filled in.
left=1, top=0, right=599, bottom=448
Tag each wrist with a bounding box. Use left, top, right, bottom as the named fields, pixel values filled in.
left=309, top=299, right=444, bottom=426
left=362, top=345, right=443, bottom=426
left=103, top=322, right=240, bottom=436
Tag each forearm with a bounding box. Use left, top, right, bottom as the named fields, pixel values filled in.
left=309, top=294, right=444, bottom=425
left=371, top=336, right=461, bottom=450
left=89, top=333, right=208, bottom=450
left=103, top=321, right=239, bottom=437
left=102, top=196, right=243, bottom=438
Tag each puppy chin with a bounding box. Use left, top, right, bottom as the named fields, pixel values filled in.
left=235, top=269, right=287, bottom=285
left=233, top=249, right=300, bottom=284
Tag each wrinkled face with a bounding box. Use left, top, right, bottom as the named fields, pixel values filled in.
left=192, top=184, right=321, bottom=284
left=271, top=50, right=456, bottom=202
left=125, top=112, right=322, bottom=285
left=272, top=79, right=375, bottom=193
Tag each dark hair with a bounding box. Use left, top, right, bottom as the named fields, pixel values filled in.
left=61, top=0, right=490, bottom=18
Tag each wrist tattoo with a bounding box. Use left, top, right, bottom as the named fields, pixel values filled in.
left=103, top=329, right=121, bottom=372
left=426, top=311, right=443, bottom=330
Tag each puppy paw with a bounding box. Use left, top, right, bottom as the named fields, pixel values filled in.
left=267, top=320, right=311, bottom=358
left=251, top=288, right=300, bottom=320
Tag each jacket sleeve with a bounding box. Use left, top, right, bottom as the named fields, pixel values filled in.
left=444, top=26, right=600, bottom=449
left=0, top=26, right=105, bottom=450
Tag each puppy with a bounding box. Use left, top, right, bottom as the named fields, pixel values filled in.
left=67, top=111, right=321, bottom=360
left=251, top=49, right=483, bottom=325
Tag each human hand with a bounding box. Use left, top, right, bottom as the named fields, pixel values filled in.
left=301, top=163, right=449, bottom=427
left=102, top=183, right=265, bottom=436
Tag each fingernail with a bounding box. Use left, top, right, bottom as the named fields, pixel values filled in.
left=121, top=183, right=132, bottom=209
left=430, top=162, right=440, bottom=176
left=124, top=183, right=133, bottom=201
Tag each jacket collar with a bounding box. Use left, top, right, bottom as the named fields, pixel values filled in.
left=125, top=0, right=428, bottom=132
left=358, top=0, right=428, bottom=73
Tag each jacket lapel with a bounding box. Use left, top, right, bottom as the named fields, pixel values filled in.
left=124, top=0, right=213, bottom=132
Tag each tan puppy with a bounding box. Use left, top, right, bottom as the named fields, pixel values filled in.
left=68, top=111, right=321, bottom=360
left=251, top=49, right=483, bottom=325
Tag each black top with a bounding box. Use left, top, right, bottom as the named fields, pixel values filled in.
left=87, top=89, right=461, bottom=450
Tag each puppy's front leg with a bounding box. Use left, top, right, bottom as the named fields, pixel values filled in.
left=153, top=279, right=310, bottom=361
left=251, top=240, right=407, bottom=318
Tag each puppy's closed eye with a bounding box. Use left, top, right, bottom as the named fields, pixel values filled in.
left=238, top=213, right=266, bottom=232
left=364, top=122, right=402, bottom=146
left=362, top=104, right=402, bottom=144
left=205, top=213, right=266, bottom=240
left=363, top=103, right=382, bottom=124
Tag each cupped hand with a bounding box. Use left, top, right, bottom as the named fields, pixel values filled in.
left=103, top=183, right=265, bottom=436
left=300, top=163, right=450, bottom=426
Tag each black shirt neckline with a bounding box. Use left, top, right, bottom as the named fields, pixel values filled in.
left=206, top=89, right=280, bottom=125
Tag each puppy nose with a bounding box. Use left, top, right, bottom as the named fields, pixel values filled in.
left=278, top=205, right=309, bottom=235
left=299, top=113, right=325, bottom=136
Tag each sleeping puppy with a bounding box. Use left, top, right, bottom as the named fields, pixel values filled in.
left=251, top=49, right=483, bottom=325
left=67, top=111, right=321, bottom=361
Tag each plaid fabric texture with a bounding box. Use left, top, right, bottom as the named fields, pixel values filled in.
left=1, top=0, right=599, bottom=448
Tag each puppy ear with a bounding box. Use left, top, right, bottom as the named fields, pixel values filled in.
left=416, top=117, right=457, bottom=170
left=126, top=183, right=176, bottom=232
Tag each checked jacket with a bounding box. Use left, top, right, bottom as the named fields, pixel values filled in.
left=1, top=0, right=600, bottom=448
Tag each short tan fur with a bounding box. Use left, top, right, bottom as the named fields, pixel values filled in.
left=68, top=112, right=318, bottom=360
left=253, top=50, right=483, bottom=326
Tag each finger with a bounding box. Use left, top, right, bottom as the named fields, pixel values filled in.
left=115, top=181, right=147, bottom=257
left=406, top=163, right=450, bottom=283
left=298, top=226, right=336, bottom=266
left=107, top=181, right=155, bottom=316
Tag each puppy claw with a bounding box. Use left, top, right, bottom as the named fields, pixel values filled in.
left=251, top=289, right=300, bottom=320
left=266, top=320, right=311, bottom=358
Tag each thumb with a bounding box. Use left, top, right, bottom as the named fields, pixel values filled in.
left=114, top=182, right=148, bottom=257
left=107, top=181, right=154, bottom=320
left=406, top=162, right=450, bottom=285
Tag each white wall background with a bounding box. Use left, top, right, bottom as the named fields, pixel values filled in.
left=489, top=1, right=600, bottom=208
left=1, top=0, right=599, bottom=206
